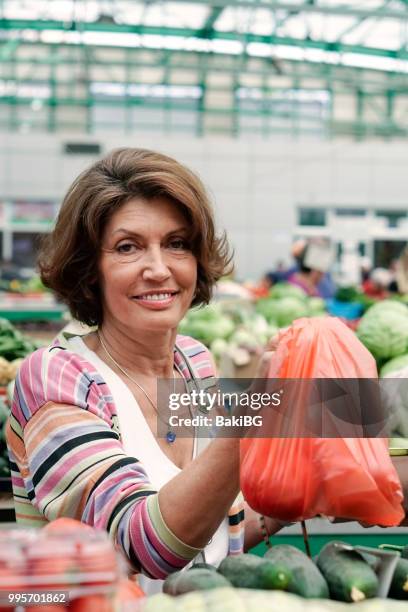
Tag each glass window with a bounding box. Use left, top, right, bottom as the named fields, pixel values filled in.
left=334, top=208, right=366, bottom=217
left=374, top=240, right=407, bottom=268
left=298, top=207, right=326, bottom=226
left=375, top=210, right=407, bottom=229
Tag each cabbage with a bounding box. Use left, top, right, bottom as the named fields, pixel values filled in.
left=255, top=297, right=278, bottom=321
left=308, top=297, right=326, bottom=315
left=256, top=297, right=308, bottom=327
left=357, top=310, right=408, bottom=360
left=380, top=354, right=408, bottom=377
left=178, top=304, right=234, bottom=345
left=268, top=282, right=307, bottom=301
left=229, top=328, right=260, bottom=351
left=209, top=338, right=229, bottom=361
left=364, top=299, right=408, bottom=319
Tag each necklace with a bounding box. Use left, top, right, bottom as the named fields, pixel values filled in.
left=97, top=331, right=178, bottom=444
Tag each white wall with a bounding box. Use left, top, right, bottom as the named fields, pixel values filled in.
left=1, top=131, right=407, bottom=280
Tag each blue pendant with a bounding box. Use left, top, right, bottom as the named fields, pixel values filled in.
left=166, top=431, right=176, bottom=444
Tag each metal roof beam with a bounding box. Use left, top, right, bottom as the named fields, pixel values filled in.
left=335, top=0, right=396, bottom=43
left=2, top=42, right=407, bottom=92
left=1, top=19, right=408, bottom=61
left=200, top=6, right=224, bottom=36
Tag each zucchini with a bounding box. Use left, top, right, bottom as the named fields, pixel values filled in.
left=218, top=553, right=290, bottom=590
left=389, top=557, right=408, bottom=599
left=316, top=541, right=378, bottom=602
left=190, top=562, right=217, bottom=571
left=162, top=568, right=231, bottom=595
left=264, top=544, right=329, bottom=598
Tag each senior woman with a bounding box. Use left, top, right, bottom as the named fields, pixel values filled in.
left=6, top=148, right=280, bottom=594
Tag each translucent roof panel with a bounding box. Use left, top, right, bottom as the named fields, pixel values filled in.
left=214, top=8, right=275, bottom=36
left=212, top=0, right=408, bottom=55
left=114, top=1, right=208, bottom=29
left=3, top=0, right=100, bottom=22
left=341, top=18, right=404, bottom=51
left=2, top=0, right=209, bottom=29
left=319, top=0, right=390, bottom=9
left=1, top=0, right=408, bottom=67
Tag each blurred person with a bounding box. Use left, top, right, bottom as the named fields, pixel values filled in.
left=287, top=241, right=333, bottom=297
left=359, top=256, right=372, bottom=284
left=395, top=246, right=408, bottom=294
left=362, top=267, right=392, bottom=299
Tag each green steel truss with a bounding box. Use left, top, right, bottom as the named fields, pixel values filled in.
left=0, top=1, right=407, bottom=138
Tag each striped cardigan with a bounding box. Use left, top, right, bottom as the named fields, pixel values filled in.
left=6, top=334, right=244, bottom=578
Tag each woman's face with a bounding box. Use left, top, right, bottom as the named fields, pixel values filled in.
left=99, top=197, right=197, bottom=335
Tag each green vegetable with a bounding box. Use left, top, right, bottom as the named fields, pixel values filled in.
left=0, top=455, right=9, bottom=476
left=356, top=309, right=408, bottom=361
left=308, top=297, right=326, bottom=315
left=178, top=305, right=234, bottom=346
left=380, top=354, right=408, bottom=377
left=142, top=593, right=176, bottom=612
left=256, top=297, right=308, bottom=327
left=268, top=283, right=307, bottom=301
left=389, top=557, right=408, bottom=599
left=162, top=568, right=231, bottom=595
left=365, top=300, right=408, bottom=318
left=217, top=553, right=290, bottom=590
left=190, top=563, right=217, bottom=571
left=209, top=338, right=229, bottom=361
left=316, top=541, right=378, bottom=602
left=0, top=317, right=39, bottom=361
left=264, top=544, right=329, bottom=598
left=228, top=329, right=260, bottom=352
left=335, top=286, right=361, bottom=303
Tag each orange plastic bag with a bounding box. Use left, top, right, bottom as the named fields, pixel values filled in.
left=240, top=316, right=404, bottom=526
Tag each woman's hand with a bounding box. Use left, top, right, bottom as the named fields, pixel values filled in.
left=243, top=502, right=284, bottom=551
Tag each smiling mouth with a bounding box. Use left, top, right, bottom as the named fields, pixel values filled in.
left=132, top=291, right=179, bottom=301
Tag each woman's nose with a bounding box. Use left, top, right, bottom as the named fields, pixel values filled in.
left=141, top=246, right=171, bottom=281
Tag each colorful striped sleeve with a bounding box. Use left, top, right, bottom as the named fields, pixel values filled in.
left=8, top=346, right=201, bottom=578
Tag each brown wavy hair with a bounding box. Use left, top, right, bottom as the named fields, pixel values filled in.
left=39, top=148, right=233, bottom=327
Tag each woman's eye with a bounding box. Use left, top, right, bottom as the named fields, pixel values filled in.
left=116, top=242, right=139, bottom=254
left=169, top=238, right=190, bottom=250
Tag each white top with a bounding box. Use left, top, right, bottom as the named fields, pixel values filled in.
left=66, top=336, right=229, bottom=595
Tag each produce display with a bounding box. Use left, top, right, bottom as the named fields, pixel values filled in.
left=255, top=283, right=326, bottom=327
left=142, top=542, right=408, bottom=610
left=334, top=286, right=376, bottom=312
left=142, top=588, right=408, bottom=611
left=217, top=554, right=289, bottom=591
left=0, top=317, right=43, bottom=481
left=178, top=282, right=327, bottom=368
left=0, top=318, right=39, bottom=367
left=356, top=300, right=408, bottom=366
left=316, top=542, right=378, bottom=603
left=0, top=275, right=48, bottom=295
left=265, top=544, right=329, bottom=599
left=178, top=301, right=277, bottom=367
